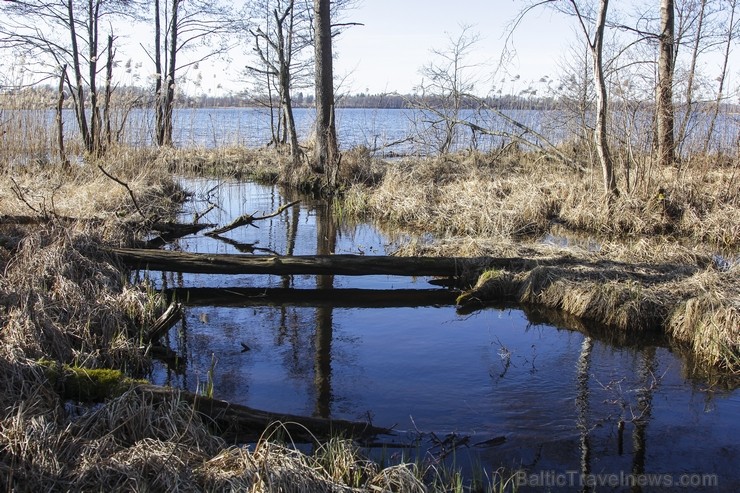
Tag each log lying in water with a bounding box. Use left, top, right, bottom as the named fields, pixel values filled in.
left=42, top=362, right=389, bottom=442
left=142, top=384, right=391, bottom=443
left=107, top=247, right=526, bottom=277
left=166, top=287, right=459, bottom=307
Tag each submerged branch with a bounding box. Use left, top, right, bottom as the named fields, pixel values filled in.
left=206, top=200, right=300, bottom=236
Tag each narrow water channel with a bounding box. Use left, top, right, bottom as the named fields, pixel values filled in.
left=150, top=178, right=739, bottom=491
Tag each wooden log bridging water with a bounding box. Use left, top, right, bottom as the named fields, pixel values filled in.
left=166, top=287, right=459, bottom=307
left=107, top=247, right=527, bottom=277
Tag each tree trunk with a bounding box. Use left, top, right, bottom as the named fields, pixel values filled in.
left=40, top=362, right=389, bottom=442
left=313, top=0, right=339, bottom=184
left=56, top=64, right=69, bottom=169
left=592, top=0, right=619, bottom=196
left=67, top=1, right=92, bottom=153
left=87, top=0, right=102, bottom=156
left=164, top=0, right=179, bottom=147
left=154, top=0, right=165, bottom=146
left=106, top=247, right=504, bottom=277
left=103, top=34, right=113, bottom=148
left=154, top=0, right=179, bottom=147
left=657, top=0, right=675, bottom=167
left=275, top=4, right=301, bottom=165
left=676, top=0, right=706, bottom=155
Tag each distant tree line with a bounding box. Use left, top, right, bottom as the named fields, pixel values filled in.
left=0, top=84, right=570, bottom=111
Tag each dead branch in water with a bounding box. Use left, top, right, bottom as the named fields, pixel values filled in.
left=206, top=200, right=300, bottom=236
left=158, top=385, right=392, bottom=443
left=145, top=301, right=183, bottom=342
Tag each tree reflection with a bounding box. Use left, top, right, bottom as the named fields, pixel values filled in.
left=313, top=199, right=337, bottom=418
left=631, top=346, right=657, bottom=493
left=576, top=336, right=593, bottom=493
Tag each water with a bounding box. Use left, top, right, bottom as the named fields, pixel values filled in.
left=148, top=178, right=739, bottom=491
left=139, top=106, right=740, bottom=154
left=24, top=105, right=738, bottom=160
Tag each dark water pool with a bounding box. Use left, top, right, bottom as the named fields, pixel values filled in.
left=149, top=178, right=738, bottom=492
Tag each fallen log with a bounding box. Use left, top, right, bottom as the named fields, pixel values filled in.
left=166, top=287, right=459, bottom=308
left=41, top=362, right=389, bottom=442
left=143, top=384, right=391, bottom=443
left=107, top=247, right=527, bottom=277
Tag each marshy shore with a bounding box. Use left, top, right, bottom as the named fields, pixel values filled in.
left=1, top=146, right=737, bottom=491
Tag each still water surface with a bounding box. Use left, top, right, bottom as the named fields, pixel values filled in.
left=150, top=178, right=738, bottom=491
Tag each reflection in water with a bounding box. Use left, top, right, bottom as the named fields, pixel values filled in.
left=314, top=200, right=336, bottom=418
left=631, top=347, right=657, bottom=493
left=576, top=337, right=592, bottom=492
left=148, top=178, right=739, bottom=490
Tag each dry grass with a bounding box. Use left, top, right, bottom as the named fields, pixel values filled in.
left=344, top=151, right=739, bottom=251
left=0, top=225, right=157, bottom=371
left=667, top=269, right=740, bottom=371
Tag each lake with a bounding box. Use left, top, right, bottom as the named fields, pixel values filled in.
left=94, top=105, right=740, bottom=155
left=147, top=178, right=739, bottom=492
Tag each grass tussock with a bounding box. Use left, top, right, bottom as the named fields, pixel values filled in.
left=667, top=269, right=740, bottom=371
left=449, top=239, right=738, bottom=375
left=0, top=226, right=157, bottom=371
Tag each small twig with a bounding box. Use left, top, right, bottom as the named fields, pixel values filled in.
left=9, top=177, right=42, bottom=216
left=97, top=165, right=148, bottom=221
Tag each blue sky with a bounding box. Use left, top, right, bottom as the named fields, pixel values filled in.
left=332, top=0, right=573, bottom=95
left=173, top=0, right=575, bottom=97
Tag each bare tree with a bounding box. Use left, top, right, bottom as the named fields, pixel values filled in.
left=0, top=0, right=136, bottom=157
left=312, top=0, right=338, bottom=185
left=245, top=0, right=313, bottom=165
left=703, top=0, right=739, bottom=154
left=675, top=0, right=708, bottom=153
left=657, top=0, right=676, bottom=167
left=147, top=0, right=236, bottom=147
left=510, top=1, right=618, bottom=196
left=412, top=25, right=481, bottom=155
left=570, top=0, right=620, bottom=196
